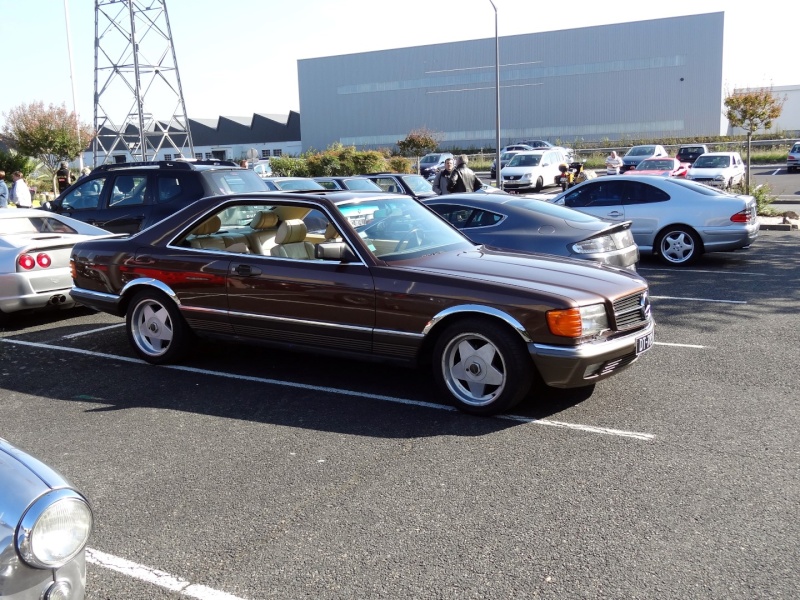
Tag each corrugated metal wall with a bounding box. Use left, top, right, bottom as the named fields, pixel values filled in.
left=298, top=13, right=724, bottom=151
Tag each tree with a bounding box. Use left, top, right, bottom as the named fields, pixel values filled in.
left=724, top=88, right=784, bottom=193
left=396, top=128, right=440, bottom=173
left=2, top=101, right=95, bottom=175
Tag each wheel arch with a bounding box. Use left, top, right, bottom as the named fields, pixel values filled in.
left=118, top=278, right=180, bottom=314
left=417, top=304, right=531, bottom=366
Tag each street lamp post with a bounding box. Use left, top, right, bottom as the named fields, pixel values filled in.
left=489, top=0, right=501, bottom=190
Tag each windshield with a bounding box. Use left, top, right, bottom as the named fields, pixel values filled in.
left=206, top=169, right=268, bottom=193
left=338, top=196, right=471, bottom=260
left=500, top=152, right=518, bottom=161
left=637, top=159, right=675, bottom=170
left=693, top=155, right=732, bottom=168
left=420, top=154, right=441, bottom=164
left=507, top=154, right=542, bottom=167
left=274, top=179, right=326, bottom=190
left=342, top=178, right=382, bottom=191
left=400, top=175, right=435, bottom=193
left=626, top=146, right=655, bottom=156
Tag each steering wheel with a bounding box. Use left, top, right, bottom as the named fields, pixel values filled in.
left=394, top=228, right=423, bottom=252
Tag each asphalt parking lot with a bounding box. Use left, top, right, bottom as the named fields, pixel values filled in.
left=1, top=230, right=798, bottom=599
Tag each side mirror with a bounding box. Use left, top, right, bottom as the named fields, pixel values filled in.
left=315, top=242, right=358, bottom=263
left=41, top=200, right=54, bottom=211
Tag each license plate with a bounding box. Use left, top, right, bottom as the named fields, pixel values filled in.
left=636, top=331, right=654, bottom=355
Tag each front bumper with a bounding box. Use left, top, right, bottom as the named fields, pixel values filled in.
left=529, top=319, right=654, bottom=388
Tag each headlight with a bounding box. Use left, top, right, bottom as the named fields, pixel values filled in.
left=546, top=303, right=609, bottom=338
left=573, top=230, right=634, bottom=254
left=17, top=489, right=93, bottom=569
left=714, top=174, right=725, bottom=181
left=521, top=173, right=532, bottom=181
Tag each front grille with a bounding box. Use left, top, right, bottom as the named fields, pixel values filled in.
left=613, top=291, right=650, bottom=330
left=504, top=175, right=522, bottom=182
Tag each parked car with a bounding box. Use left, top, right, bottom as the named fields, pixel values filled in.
left=361, top=173, right=437, bottom=200
left=624, top=157, right=689, bottom=178
left=42, top=160, right=268, bottom=234
left=251, top=160, right=272, bottom=178
left=0, top=437, right=93, bottom=599
left=685, top=152, right=745, bottom=189
left=675, top=144, right=709, bottom=165
left=786, top=141, right=800, bottom=173
left=419, top=152, right=454, bottom=177
left=518, top=140, right=575, bottom=160
left=423, top=193, right=639, bottom=270
left=313, top=176, right=383, bottom=191
left=551, top=175, right=759, bottom=265
left=70, top=190, right=654, bottom=416
left=0, top=209, right=112, bottom=321
left=501, top=144, right=535, bottom=153
left=620, top=145, right=668, bottom=172
left=500, top=148, right=569, bottom=193
left=261, top=177, right=326, bottom=191
left=490, top=151, right=523, bottom=180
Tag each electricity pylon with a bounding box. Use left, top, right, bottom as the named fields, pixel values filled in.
left=93, top=0, right=194, bottom=164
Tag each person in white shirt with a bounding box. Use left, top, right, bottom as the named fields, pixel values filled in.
left=605, top=151, right=623, bottom=176
left=10, top=172, right=32, bottom=208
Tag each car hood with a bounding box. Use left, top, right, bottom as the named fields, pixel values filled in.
left=688, top=167, right=732, bottom=176
left=398, top=247, right=645, bottom=304
left=627, top=169, right=672, bottom=176
left=501, top=165, right=541, bottom=175
left=0, top=439, right=68, bottom=523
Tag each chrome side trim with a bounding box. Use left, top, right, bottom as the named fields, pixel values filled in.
left=120, top=278, right=180, bottom=305
left=422, top=304, right=532, bottom=343
left=223, top=308, right=373, bottom=333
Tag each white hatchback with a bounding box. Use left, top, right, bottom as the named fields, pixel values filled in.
left=686, top=152, right=745, bottom=189
left=500, top=149, right=567, bottom=193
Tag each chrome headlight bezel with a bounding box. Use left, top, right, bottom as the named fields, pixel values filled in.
left=16, top=488, right=93, bottom=569
left=580, top=303, right=610, bottom=336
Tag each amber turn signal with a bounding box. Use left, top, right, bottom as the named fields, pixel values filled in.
left=546, top=308, right=583, bottom=338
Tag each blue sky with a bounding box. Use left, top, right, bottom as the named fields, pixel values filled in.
left=0, top=0, right=792, bottom=128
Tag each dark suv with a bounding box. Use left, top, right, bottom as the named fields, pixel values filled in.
left=676, top=144, right=709, bottom=165
left=42, top=160, right=267, bottom=233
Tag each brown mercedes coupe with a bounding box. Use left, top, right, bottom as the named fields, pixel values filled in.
left=70, top=191, right=654, bottom=415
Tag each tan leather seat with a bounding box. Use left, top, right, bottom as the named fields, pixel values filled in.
left=270, top=219, right=316, bottom=259
left=188, top=216, right=227, bottom=250
left=324, top=222, right=340, bottom=242
left=247, top=211, right=280, bottom=254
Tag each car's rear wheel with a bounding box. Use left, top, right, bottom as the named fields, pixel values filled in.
left=656, top=226, right=702, bottom=266
left=533, top=176, right=544, bottom=193
left=433, top=318, right=533, bottom=416
left=126, top=289, right=191, bottom=364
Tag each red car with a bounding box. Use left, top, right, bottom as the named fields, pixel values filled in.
left=625, top=157, right=689, bottom=177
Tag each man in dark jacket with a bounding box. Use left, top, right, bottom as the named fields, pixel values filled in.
left=55, top=162, right=73, bottom=194
left=448, top=154, right=483, bottom=193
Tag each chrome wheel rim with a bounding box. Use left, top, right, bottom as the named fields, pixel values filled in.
left=441, top=332, right=507, bottom=407
left=131, top=298, right=174, bottom=357
left=660, top=231, right=695, bottom=264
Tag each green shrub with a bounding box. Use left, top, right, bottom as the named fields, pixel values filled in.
left=732, top=182, right=777, bottom=215
left=270, top=156, right=309, bottom=177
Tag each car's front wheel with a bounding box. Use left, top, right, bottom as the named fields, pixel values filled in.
left=533, top=176, right=544, bottom=193
left=433, top=318, right=533, bottom=415
left=656, top=226, right=702, bottom=266
left=126, top=289, right=191, bottom=364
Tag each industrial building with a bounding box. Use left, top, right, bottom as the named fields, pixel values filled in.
left=298, top=12, right=726, bottom=151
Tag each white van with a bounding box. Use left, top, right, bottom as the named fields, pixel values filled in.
left=500, top=149, right=567, bottom=193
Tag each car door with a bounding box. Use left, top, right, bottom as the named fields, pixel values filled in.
left=95, top=173, right=151, bottom=233
left=561, top=180, right=626, bottom=223
left=54, top=173, right=113, bottom=226
left=616, top=180, right=672, bottom=247
left=224, top=207, right=377, bottom=354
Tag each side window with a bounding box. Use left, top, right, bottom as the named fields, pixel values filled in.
left=61, top=176, right=109, bottom=210
left=156, top=173, right=202, bottom=204
left=110, top=175, right=147, bottom=206
left=621, top=181, right=670, bottom=205
left=467, top=209, right=503, bottom=228
left=316, top=180, right=338, bottom=190
left=373, top=178, right=399, bottom=193
left=429, top=204, right=474, bottom=228
left=564, top=181, right=625, bottom=207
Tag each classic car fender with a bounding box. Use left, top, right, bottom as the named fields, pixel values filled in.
left=119, top=277, right=180, bottom=306
left=422, top=304, right=532, bottom=343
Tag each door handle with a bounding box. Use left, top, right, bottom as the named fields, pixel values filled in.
left=234, top=264, right=262, bottom=277
left=606, top=211, right=624, bottom=218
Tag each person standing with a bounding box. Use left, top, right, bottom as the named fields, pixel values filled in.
left=605, top=150, right=623, bottom=175
left=55, top=162, right=73, bottom=193
left=432, top=157, right=455, bottom=195
left=0, top=171, right=8, bottom=209
left=447, top=155, right=483, bottom=193
left=10, top=171, right=32, bottom=208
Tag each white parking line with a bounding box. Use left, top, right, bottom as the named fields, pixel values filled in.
left=650, top=295, right=746, bottom=304
left=62, top=323, right=125, bottom=339
left=771, top=168, right=782, bottom=176
left=1, top=338, right=655, bottom=441
left=86, top=548, right=247, bottom=600
left=654, top=341, right=706, bottom=349
left=639, top=267, right=768, bottom=276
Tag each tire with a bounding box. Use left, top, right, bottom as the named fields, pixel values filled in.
left=126, top=289, right=191, bottom=364
left=432, top=318, right=533, bottom=416
left=656, top=226, right=702, bottom=266
left=533, top=176, right=544, bottom=193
